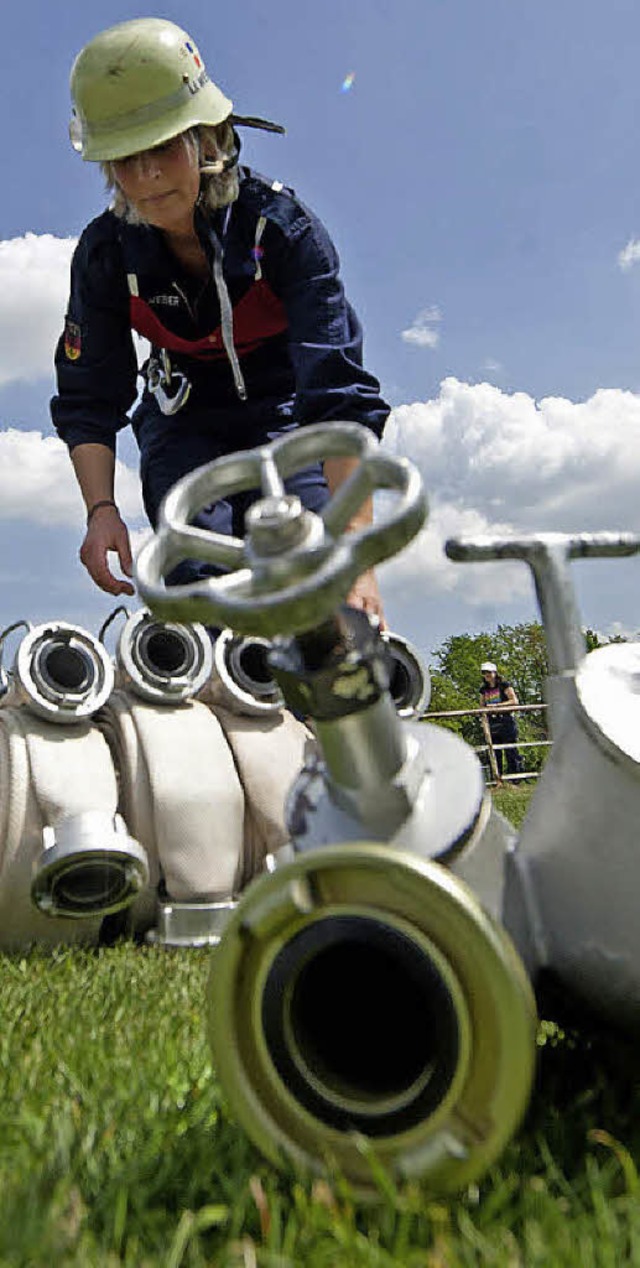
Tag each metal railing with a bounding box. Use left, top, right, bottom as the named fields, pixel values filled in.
left=419, top=701, right=550, bottom=786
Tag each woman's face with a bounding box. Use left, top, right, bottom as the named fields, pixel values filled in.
left=482, top=670, right=497, bottom=687
left=112, top=133, right=200, bottom=233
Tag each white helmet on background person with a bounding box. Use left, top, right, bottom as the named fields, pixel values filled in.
left=481, top=662, right=498, bottom=673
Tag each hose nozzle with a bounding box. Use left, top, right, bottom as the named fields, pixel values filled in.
left=0, top=621, right=114, bottom=721
left=381, top=630, right=430, bottom=718
left=105, top=608, right=213, bottom=704
left=207, top=843, right=536, bottom=1196
left=32, top=811, right=149, bottom=918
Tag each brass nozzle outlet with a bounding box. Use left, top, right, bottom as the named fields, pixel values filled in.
left=207, top=843, right=537, bottom=1197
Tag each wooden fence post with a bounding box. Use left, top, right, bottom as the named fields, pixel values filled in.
left=480, top=712, right=501, bottom=784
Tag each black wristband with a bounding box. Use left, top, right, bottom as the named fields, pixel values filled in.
left=87, top=499, right=118, bottom=524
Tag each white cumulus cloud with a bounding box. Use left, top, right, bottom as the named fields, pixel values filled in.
left=0, top=235, right=78, bottom=387
left=618, top=238, right=640, bottom=271
left=379, top=377, right=640, bottom=609
left=401, top=306, right=442, bottom=349
left=0, top=429, right=143, bottom=527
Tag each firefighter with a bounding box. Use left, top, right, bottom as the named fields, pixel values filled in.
left=52, top=17, right=390, bottom=621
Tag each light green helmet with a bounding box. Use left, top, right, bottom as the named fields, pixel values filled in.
left=69, top=18, right=234, bottom=161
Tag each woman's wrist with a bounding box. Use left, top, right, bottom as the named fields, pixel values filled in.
left=86, top=499, right=119, bottom=524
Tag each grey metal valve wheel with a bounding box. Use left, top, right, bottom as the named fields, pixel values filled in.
left=135, top=422, right=427, bottom=638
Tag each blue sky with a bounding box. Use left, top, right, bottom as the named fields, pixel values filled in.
left=2, top=0, right=640, bottom=666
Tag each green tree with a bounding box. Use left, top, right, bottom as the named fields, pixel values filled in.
left=584, top=627, right=628, bottom=651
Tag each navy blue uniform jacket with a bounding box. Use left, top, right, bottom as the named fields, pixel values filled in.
left=51, top=167, right=390, bottom=525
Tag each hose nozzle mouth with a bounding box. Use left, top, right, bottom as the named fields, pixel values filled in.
left=206, top=628, right=283, bottom=715
left=32, top=812, right=149, bottom=918
left=114, top=610, right=213, bottom=703
left=262, top=915, right=460, bottom=1135
left=2, top=622, right=115, bottom=721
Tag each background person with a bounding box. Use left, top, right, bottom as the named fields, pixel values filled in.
left=479, top=661, right=524, bottom=780
left=51, top=17, right=390, bottom=623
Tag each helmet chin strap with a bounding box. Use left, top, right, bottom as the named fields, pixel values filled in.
left=230, top=114, right=286, bottom=135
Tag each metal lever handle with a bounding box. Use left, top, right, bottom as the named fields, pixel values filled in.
left=446, top=531, right=640, bottom=675
left=135, top=422, right=427, bottom=637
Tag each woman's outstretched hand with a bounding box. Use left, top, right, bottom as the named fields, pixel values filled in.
left=79, top=505, right=135, bottom=596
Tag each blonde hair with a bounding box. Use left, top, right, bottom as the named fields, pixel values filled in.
left=102, top=121, right=240, bottom=224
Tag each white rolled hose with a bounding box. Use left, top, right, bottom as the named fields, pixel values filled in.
left=94, top=691, right=246, bottom=919
left=0, top=708, right=119, bottom=949
left=210, top=705, right=313, bottom=883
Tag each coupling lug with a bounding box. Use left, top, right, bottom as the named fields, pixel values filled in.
left=239, top=877, right=316, bottom=939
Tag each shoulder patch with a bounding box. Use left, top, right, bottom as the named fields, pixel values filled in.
left=64, top=319, right=82, bottom=361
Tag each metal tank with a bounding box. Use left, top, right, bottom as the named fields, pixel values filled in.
left=446, top=531, right=640, bottom=1030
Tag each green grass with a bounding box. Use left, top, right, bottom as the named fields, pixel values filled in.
left=2, top=794, right=640, bottom=1265
left=492, top=783, right=536, bottom=830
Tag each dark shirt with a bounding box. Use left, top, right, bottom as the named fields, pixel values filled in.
left=50, top=166, right=390, bottom=464
left=480, top=679, right=516, bottom=726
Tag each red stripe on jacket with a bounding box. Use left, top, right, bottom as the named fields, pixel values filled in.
left=129, top=278, right=288, bottom=360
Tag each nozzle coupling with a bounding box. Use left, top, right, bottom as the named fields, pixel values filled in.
left=32, top=811, right=149, bottom=918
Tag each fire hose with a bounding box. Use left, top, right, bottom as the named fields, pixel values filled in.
left=0, top=705, right=135, bottom=948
